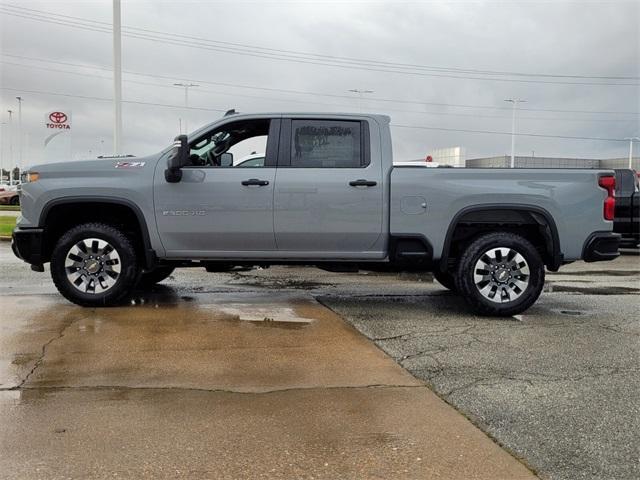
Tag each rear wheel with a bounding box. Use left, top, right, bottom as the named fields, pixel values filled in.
left=50, top=223, right=140, bottom=307
left=138, top=266, right=175, bottom=288
left=456, top=232, right=544, bottom=316
left=9, top=196, right=19, bottom=205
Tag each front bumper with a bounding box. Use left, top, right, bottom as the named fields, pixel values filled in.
left=11, top=227, right=45, bottom=266
left=582, top=232, right=620, bottom=262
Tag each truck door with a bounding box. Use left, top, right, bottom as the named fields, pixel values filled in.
left=273, top=118, right=384, bottom=258
left=153, top=118, right=280, bottom=258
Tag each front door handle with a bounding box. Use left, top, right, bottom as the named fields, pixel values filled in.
left=241, top=178, right=269, bottom=186
left=349, top=179, right=377, bottom=187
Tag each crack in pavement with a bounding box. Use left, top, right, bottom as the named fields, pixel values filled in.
left=14, top=315, right=80, bottom=390
left=0, top=383, right=428, bottom=395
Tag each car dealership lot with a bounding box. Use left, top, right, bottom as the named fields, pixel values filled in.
left=0, top=242, right=638, bottom=479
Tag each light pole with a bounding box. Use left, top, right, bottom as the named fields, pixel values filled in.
left=623, top=137, right=639, bottom=169
left=0, top=122, right=6, bottom=184
left=173, top=83, right=199, bottom=133
left=113, top=0, right=123, bottom=155
left=15, top=97, right=22, bottom=177
left=7, top=110, right=13, bottom=184
left=504, top=99, right=526, bottom=168
left=348, top=89, right=374, bottom=113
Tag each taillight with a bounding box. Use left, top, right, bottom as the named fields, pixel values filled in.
left=598, top=175, right=615, bottom=221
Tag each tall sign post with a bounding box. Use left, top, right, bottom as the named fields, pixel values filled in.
left=113, top=0, right=123, bottom=154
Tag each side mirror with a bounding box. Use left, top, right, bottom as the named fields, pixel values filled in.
left=220, top=152, right=233, bottom=167
left=165, top=134, right=188, bottom=183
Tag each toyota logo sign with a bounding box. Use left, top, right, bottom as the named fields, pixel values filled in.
left=49, top=112, right=68, bottom=124
left=45, top=110, right=71, bottom=130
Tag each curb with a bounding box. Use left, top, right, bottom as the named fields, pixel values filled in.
left=0, top=236, right=11, bottom=242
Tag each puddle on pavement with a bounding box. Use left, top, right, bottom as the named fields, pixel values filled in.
left=199, top=304, right=314, bottom=329
left=544, top=283, right=640, bottom=295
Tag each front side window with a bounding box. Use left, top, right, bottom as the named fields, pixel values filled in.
left=189, top=119, right=270, bottom=167
left=291, top=120, right=362, bottom=168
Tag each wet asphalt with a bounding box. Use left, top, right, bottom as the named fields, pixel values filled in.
left=0, top=243, right=534, bottom=480
left=0, top=242, right=638, bottom=479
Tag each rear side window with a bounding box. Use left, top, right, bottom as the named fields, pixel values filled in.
left=290, top=120, right=363, bottom=168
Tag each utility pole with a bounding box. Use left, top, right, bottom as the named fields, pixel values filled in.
left=113, top=0, right=123, bottom=155
left=348, top=89, right=374, bottom=113
left=7, top=110, right=13, bottom=184
left=624, top=137, right=639, bottom=169
left=504, top=99, right=526, bottom=168
left=173, top=83, right=199, bottom=133
left=15, top=97, right=22, bottom=177
left=0, top=122, right=5, bottom=184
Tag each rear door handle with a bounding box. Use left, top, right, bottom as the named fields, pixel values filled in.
left=241, top=178, right=269, bottom=186
left=349, top=179, right=377, bottom=187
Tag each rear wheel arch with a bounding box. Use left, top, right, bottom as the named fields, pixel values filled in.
left=39, top=197, right=155, bottom=269
left=440, top=204, right=562, bottom=272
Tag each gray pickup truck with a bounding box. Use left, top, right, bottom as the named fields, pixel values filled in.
left=12, top=112, right=620, bottom=315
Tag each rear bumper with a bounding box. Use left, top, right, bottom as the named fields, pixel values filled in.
left=11, top=227, right=45, bottom=266
left=582, top=232, right=620, bottom=262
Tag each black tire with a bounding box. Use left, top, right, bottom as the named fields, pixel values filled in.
left=138, top=266, right=175, bottom=288
left=9, top=196, right=19, bottom=206
left=433, top=269, right=457, bottom=291
left=50, top=223, right=140, bottom=307
left=456, top=232, right=545, bottom=316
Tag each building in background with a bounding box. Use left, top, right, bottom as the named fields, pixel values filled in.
left=428, top=147, right=466, bottom=167
left=466, top=155, right=639, bottom=170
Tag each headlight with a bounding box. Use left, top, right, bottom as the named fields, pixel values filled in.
left=26, top=172, right=39, bottom=182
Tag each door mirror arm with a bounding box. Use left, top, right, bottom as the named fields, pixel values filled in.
left=165, top=134, right=188, bottom=183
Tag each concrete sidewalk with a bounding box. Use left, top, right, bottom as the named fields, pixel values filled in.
left=0, top=291, right=535, bottom=479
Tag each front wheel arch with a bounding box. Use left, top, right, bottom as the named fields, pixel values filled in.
left=40, top=198, right=155, bottom=269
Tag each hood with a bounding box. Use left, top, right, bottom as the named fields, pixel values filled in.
left=28, top=154, right=162, bottom=178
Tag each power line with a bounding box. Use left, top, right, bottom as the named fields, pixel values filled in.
left=391, top=124, right=628, bottom=142
left=3, top=3, right=638, bottom=81
left=4, top=59, right=637, bottom=125
left=0, top=86, right=226, bottom=112
left=3, top=53, right=639, bottom=117
left=0, top=5, right=638, bottom=87
left=0, top=85, right=629, bottom=142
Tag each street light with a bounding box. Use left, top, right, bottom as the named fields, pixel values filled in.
left=15, top=97, right=22, bottom=175
left=623, top=137, right=639, bottom=169
left=348, top=89, right=374, bottom=113
left=504, top=99, right=526, bottom=168
left=174, top=83, right=199, bottom=133
left=0, top=121, right=6, bottom=184
left=6, top=110, right=13, bottom=184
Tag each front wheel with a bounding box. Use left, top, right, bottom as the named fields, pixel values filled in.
left=50, top=223, right=140, bottom=307
left=456, top=232, right=545, bottom=316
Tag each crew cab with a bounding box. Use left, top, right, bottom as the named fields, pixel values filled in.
left=12, top=113, right=620, bottom=315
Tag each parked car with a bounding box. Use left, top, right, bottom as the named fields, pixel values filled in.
left=12, top=112, right=620, bottom=315
left=0, top=185, right=19, bottom=205
left=613, top=169, right=639, bottom=247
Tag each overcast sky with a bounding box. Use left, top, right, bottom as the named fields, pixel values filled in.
left=1, top=0, right=639, bottom=166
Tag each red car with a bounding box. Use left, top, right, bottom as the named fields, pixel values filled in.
left=0, top=185, right=20, bottom=205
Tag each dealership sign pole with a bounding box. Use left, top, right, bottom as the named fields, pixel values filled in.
left=44, top=110, right=71, bottom=163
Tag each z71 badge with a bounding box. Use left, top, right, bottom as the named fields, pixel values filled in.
left=115, top=161, right=145, bottom=168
